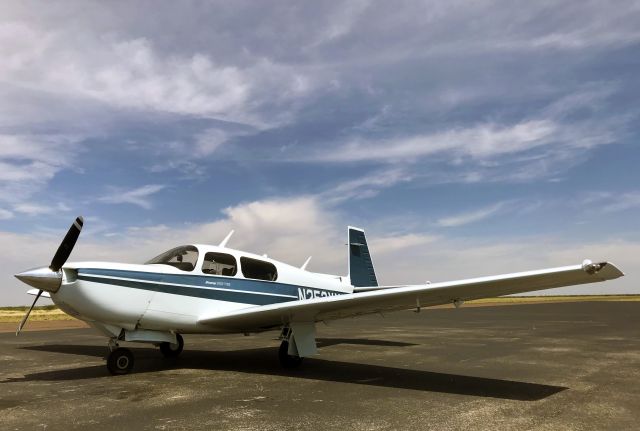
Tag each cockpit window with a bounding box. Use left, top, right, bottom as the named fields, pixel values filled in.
left=145, top=245, right=199, bottom=272
left=240, top=257, right=278, bottom=281
left=202, top=252, right=237, bottom=276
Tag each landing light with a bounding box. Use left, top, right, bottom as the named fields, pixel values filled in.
left=582, top=259, right=606, bottom=275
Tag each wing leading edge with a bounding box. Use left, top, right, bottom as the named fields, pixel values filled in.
left=197, top=261, right=623, bottom=332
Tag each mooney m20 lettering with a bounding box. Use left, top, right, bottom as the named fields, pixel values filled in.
left=15, top=217, right=624, bottom=374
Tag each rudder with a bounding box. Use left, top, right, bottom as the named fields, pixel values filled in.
left=348, top=226, right=378, bottom=288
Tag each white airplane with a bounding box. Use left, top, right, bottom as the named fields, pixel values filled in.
left=15, top=217, right=624, bottom=375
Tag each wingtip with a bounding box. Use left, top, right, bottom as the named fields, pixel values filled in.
left=608, top=262, right=624, bottom=278
left=599, top=261, right=624, bottom=279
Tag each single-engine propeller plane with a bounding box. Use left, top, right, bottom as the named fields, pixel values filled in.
left=15, top=217, right=624, bottom=374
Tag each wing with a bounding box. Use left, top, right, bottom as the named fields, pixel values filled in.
left=198, top=261, right=623, bottom=332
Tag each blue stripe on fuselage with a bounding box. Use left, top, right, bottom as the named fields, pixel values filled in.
left=76, top=268, right=346, bottom=305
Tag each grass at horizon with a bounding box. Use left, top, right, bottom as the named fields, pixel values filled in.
left=0, top=295, right=638, bottom=322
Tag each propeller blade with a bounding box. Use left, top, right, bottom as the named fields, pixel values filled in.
left=16, top=289, right=42, bottom=336
left=49, top=216, right=83, bottom=272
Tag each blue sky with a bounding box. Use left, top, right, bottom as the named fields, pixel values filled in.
left=1, top=1, right=639, bottom=305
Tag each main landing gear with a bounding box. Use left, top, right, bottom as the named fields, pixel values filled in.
left=159, top=333, right=184, bottom=358
left=279, top=340, right=303, bottom=368
left=105, top=334, right=184, bottom=375
left=278, top=325, right=304, bottom=369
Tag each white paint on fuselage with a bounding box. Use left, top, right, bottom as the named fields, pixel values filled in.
left=50, top=244, right=352, bottom=335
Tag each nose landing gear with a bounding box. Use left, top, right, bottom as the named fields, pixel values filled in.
left=105, top=333, right=185, bottom=375
left=107, top=346, right=134, bottom=375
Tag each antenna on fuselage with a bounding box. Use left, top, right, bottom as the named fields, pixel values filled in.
left=219, top=230, right=234, bottom=248
left=300, top=256, right=312, bottom=270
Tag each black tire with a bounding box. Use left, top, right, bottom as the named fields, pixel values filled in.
left=278, top=340, right=303, bottom=369
left=160, top=333, right=184, bottom=358
left=107, top=347, right=134, bottom=375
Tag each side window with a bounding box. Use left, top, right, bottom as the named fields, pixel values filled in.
left=240, top=257, right=278, bottom=281
left=202, top=252, right=237, bottom=276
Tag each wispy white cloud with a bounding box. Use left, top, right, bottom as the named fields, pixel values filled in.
left=382, top=120, right=549, bottom=161
left=495, top=26, right=640, bottom=52
left=604, top=192, right=640, bottom=213
left=191, top=127, right=256, bottom=157
left=0, top=10, right=325, bottom=194
left=321, top=167, right=414, bottom=204
left=98, top=184, right=166, bottom=209
left=285, top=84, right=624, bottom=190
left=0, top=208, right=13, bottom=220
left=12, top=202, right=71, bottom=216
left=193, top=128, right=235, bottom=156
left=147, top=157, right=208, bottom=181
left=0, top=23, right=316, bottom=129
left=145, top=127, right=250, bottom=178
left=370, top=233, right=438, bottom=255
left=581, top=191, right=640, bottom=213
left=307, top=0, right=371, bottom=48
left=304, top=117, right=614, bottom=164
left=0, top=134, right=83, bottom=204
left=436, top=202, right=507, bottom=228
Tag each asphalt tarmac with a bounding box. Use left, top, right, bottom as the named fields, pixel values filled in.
left=1, top=302, right=639, bottom=430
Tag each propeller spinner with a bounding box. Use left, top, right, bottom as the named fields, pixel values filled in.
left=14, top=216, right=84, bottom=335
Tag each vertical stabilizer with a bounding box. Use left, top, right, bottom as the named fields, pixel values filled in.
left=348, top=226, right=378, bottom=288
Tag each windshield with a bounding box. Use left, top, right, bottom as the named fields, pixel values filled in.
left=145, top=245, right=199, bottom=272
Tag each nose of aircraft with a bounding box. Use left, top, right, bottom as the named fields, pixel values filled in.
left=14, top=216, right=84, bottom=336
left=15, top=267, right=62, bottom=293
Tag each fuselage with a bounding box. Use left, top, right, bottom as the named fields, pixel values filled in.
left=50, top=244, right=352, bottom=334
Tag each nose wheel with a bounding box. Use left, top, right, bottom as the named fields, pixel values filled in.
left=107, top=347, right=134, bottom=375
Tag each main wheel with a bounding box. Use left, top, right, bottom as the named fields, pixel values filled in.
left=160, top=333, right=184, bottom=358
left=278, top=340, right=303, bottom=369
left=107, top=347, right=134, bottom=375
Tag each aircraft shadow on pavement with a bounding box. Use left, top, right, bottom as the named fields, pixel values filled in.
left=316, top=337, right=418, bottom=348
left=10, top=339, right=566, bottom=401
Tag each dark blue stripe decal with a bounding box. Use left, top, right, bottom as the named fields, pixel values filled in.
left=77, top=268, right=347, bottom=305
left=77, top=274, right=290, bottom=306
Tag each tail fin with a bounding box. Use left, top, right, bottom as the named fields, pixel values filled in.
left=348, top=226, right=378, bottom=288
